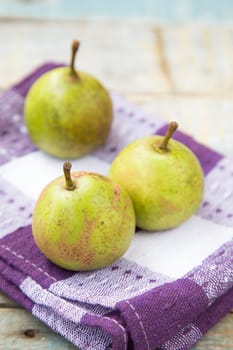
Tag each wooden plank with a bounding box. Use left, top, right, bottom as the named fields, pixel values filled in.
left=1, top=19, right=233, bottom=97
left=0, top=19, right=169, bottom=93
left=0, top=308, right=77, bottom=349
left=159, top=25, right=233, bottom=95
left=0, top=291, right=19, bottom=307
left=0, top=302, right=232, bottom=349
left=124, top=92, right=233, bottom=157
left=1, top=0, right=233, bottom=22
left=193, top=311, right=233, bottom=350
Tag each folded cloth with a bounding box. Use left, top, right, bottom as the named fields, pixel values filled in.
left=0, top=64, right=233, bottom=350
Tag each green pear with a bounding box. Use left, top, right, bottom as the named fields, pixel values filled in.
left=32, top=162, right=135, bottom=271
left=110, top=122, right=204, bottom=231
left=24, top=41, right=113, bottom=159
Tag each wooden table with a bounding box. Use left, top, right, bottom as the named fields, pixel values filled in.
left=0, top=18, right=232, bottom=349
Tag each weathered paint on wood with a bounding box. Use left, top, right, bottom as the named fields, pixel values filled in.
left=0, top=291, right=232, bottom=349
left=0, top=291, right=19, bottom=307
left=193, top=311, right=233, bottom=350
left=125, top=93, right=233, bottom=157
left=0, top=307, right=77, bottom=349
left=1, top=0, right=233, bottom=22
left=0, top=18, right=233, bottom=349
left=0, top=20, right=233, bottom=96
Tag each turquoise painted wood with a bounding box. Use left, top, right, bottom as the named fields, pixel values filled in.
left=0, top=308, right=78, bottom=349
left=0, top=0, right=233, bottom=21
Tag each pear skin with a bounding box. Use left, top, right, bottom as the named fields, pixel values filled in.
left=110, top=123, right=204, bottom=231
left=32, top=162, right=135, bottom=271
left=24, top=41, right=113, bottom=159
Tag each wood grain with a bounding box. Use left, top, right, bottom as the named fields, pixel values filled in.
left=124, top=92, right=233, bottom=157
left=1, top=0, right=233, bottom=22
left=0, top=20, right=232, bottom=95
left=0, top=290, right=232, bottom=349
left=0, top=18, right=233, bottom=349
left=193, top=311, right=233, bottom=350
left=0, top=292, right=19, bottom=308
left=0, top=307, right=77, bottom=349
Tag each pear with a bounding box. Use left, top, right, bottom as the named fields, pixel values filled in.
left=24, top=40, right=113, bottom=159
left=32, top=162, right=135, bottom=271
left=110, top=122, right=204, bottom=231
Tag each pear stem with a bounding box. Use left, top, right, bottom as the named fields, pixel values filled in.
left=159, top=121, right=179, bottom=151
left=63, top=161, right=76, bottom=191
left=70, top=40, right=80, bottom=76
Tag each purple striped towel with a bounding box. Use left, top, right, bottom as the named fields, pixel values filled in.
left=0, top=63, right=233, bottom=350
